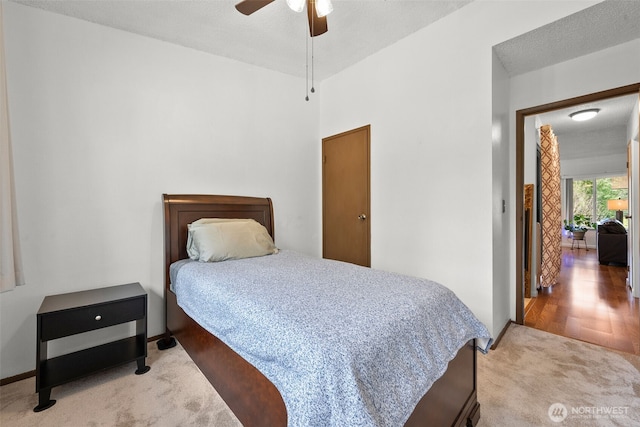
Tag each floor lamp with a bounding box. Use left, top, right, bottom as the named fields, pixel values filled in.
left=607, top=199, right=628, bottom=223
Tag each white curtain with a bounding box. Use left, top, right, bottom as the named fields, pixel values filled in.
left=0, top=3, right=25, bottom=292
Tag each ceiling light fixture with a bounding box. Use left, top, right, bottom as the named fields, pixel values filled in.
left=315, top=0, right=333, bottom=18
left=569, top=108, right=600, bottom=122
left=286, top=0, right=305, bottom=13
left=287, top=0, right=333, bottom=17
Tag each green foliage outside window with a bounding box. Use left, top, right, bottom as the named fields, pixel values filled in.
left=573, top=177, right=628, bottom=227
left=573, top=179, right=593, bottom=219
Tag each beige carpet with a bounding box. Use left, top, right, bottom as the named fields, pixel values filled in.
left=0, top=340, right=241, bottom=427
left=477, top=324, right=640, bottom=426
left=1, top=324, right=639, bottom=426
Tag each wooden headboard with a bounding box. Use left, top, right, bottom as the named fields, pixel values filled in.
left=162, top=194, right=274, bottom=290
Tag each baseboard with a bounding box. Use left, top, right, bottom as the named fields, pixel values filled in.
left=490, top=320, right=513, bottom=350
left=0, top=370, right=35, bottom=386
left=147, top=333, right=165, bottom=342
left=1, top=336, right=164, bottom=386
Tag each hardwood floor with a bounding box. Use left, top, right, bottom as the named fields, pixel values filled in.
left=525, top=246, right=640, bottom=355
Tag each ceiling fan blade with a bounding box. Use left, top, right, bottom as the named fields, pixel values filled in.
left=235, top=0, right=275, bottom=16
left=307, top=0, right=328, bottom=37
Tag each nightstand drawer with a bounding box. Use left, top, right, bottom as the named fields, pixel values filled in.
left=40, top=298, right=145, bottom=341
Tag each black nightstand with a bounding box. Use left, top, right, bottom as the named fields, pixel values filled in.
left=34, top=282, right=150, bottom=412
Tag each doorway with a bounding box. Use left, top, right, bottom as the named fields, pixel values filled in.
left=516, top=83, right=640, bottom=324
left=322, top=125, right=371, bottom=267
left=516, top=85, right=640, bottom=354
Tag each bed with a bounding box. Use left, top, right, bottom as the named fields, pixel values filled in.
left=160, top=193, right=489, bottom=427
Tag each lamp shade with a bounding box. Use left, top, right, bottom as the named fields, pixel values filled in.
left=607, top=199, right=628, bottom=211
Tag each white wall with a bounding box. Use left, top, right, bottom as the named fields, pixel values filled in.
left=1, top=3, right=320, bottom=378
left=491, top=50, right=511, bottom=336
left=511, top=39, right=640, bottom=112
left=558, top=126, right=629, bottom=178
left=560, top=153, right=628, bottom=179
left=1, top=0, right=625, bottom=379
left=629, top=97, right=639, bottom=143
left=319, top=0, right=602, bottom=338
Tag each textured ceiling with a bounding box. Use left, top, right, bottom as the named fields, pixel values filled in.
left=538, top=95, right=638, bottom=137
left=15, top=1, right=640, bottom=82
left=12, top=0, right=474, bottom=81
left=494, top=0, right=640, bottom=78
left=495, top=0, right=640, bottom=162
left=537, top=94, right=638, bottom=161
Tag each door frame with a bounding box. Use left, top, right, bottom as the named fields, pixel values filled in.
left=515, top=83, right=640, bottom=324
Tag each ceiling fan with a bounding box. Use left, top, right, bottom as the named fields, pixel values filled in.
left=235, top=0, right=333, bottom=37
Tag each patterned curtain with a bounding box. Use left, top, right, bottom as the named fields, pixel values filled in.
left=539, top=125, right=562, bottom=287
left=0, top=3, right=25, bottom=292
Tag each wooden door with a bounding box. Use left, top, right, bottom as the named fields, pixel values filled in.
left=322, top=125, right=370, bottom=267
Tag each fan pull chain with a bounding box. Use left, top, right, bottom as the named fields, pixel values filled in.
left=305, top=4, right=316, bottom=101
left=305, top=31, right=309, bottom=101
left=310, top=30, right=315, bottom=94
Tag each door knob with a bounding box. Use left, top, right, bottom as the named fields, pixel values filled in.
left=358, top=214, right=367, bottom=221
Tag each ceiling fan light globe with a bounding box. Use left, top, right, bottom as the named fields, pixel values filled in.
left=286, top=0, right=305, bottom=13
left=315, top=0, right=333, bottom=17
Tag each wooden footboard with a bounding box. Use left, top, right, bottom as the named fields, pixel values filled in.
left=405, top=339, right=479, bottom=427
left=167, top=290, right=287, bottom=426
left=168, top=289, right=478, bottom=427
left=161, top=194, right=480, bottom=427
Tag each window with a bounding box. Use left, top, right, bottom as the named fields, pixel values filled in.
left=572, top=176, right=628, bottom=227
left=572, top=179, right=593, bottom=220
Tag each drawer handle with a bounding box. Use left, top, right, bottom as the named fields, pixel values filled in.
left=95, top=315, right=102, bottom=321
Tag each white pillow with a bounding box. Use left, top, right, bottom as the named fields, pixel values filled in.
left=187, top=218, right=252, bottom=260
left=187, top=219, right=278, bottom=262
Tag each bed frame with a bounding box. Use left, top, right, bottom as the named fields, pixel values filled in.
left=160, top=194, right=480, bottom=427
